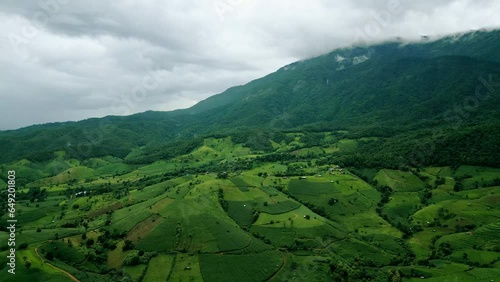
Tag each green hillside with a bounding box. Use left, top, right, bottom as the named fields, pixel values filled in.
left=0, top=29, right=500, bottom=281
left=1, top=30, right=500, bottom=167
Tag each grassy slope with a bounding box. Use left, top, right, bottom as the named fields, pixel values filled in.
left=0, top=136, right=499, bottom=281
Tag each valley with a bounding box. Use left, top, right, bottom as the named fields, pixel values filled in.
left=1, top=133, right=499, bottom=281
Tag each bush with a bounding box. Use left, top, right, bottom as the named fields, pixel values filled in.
left=122, top=240, right=135, bottom=251
left=122, top=251, right=157, bottom=266
left=123, top=252, right=141, bottom=266
left=19, top=242, right=29, bottom=250
left=46, top=252, right=54, bottom=261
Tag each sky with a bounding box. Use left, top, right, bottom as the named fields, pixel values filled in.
left=0, top=0, right=499, bottom=130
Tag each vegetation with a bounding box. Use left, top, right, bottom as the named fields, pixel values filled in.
left=0, top=29, right=499, bottom=281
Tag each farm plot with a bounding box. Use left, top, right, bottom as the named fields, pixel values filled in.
left=374, top=169, right=425, bottom=192
left=199, top=251, right=283, bottom=282
left=258, top=200, right=300, bottom=215
left=142, top=254, right=175, bottom=282
left=227, top=200, right=255, bottom=226
left=39, top=241, right=86, bottom=265
left=436, top=222, right=500, bottom=251
left=168, top=253, right=203, bottom=282
left=230, top=176, right=255, bottom=192
left=110, top=194, right=167, bottom=233
left=137, top=199, right=251, bottom=253
left=382, top=192, right=420, bottom=225
left=288, top=179, right=334, bottom=196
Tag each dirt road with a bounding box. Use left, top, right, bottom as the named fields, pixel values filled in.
left=34, top=247, right=81, bottom=282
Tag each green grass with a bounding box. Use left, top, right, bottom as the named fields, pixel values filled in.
left=168, top=253, right=203, bottom=282
left=251, top=211, right=345, bottom=248
left=94, top=163, right=132, bottom=176
left=123, top=264, right=147, bottom=282
left=383, top=192, right=420, bottom=225
left=133, top=161, right=178, bottom=175
left=2, top=143, right=500, bottom=282
left=436, top=221, right=500, bottom=251
left=258, top=200, right=300, bottom=214
left=291, top=147, right=325, bottom=157
left=110, top=194, right=169, bottom=233
left=449, top=249, right=500, bottom=265
left=467, top=267, right=500, bottom=281
left=39, top=241, right=86, bottom=265
left=337, top=139, right=358, bottom=152
left=329, top=237, right=394, bottom=265
left=16, top=210, right=48, bottom=224
left=287, top=176, right=379, bottom=219
left=17, top=228, right=83, bottom=245
left=254, top=206, right=324, bottom=228
left=227, top=200, right=255, bottom=226
left=274, top=254, right=333, bottom=282
left=111, top=208, right=153, bottom=234
left=107, top=241, right=128, bottom=269
left=199, top=251, right=283, bottom=282
left=142, top=254, right=175, bottom=282
left=230, top=176, right=253, bottom=192
left=401, top=261, right=473, bottom=281
left=137, top=198, right=251, bottom=253
left=288, top=179, right=336, bottom=196
left=374, top=169, right=425, bottom=192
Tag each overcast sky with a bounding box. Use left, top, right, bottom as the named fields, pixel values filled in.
left=0, top=0, right=499, bottom=130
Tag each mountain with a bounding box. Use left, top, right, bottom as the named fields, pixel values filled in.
left=1, top=29, right=500, bottom=165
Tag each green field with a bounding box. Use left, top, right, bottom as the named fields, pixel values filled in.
left=199, top=251, right=283, bottom=282
left=1, top=133, right=499, bottom=281
left=142, top=254, right=175, bottom=282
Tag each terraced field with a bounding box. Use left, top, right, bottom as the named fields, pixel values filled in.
left=0, top=136, right=499, bottom=281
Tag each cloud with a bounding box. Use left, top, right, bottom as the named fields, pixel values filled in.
left=0, top=0, right=499, bottom=130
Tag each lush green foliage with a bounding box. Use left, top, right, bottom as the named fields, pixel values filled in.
left=1, top=29, right=500, bottom=281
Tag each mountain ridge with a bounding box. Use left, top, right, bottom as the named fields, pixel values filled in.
left=1, top=29, right=500, bottom=165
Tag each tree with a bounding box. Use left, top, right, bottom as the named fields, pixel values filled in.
left=46, top=252, right=54, bottom=261
left=19, top=242, right=29, bottom=250
left=122, top=240, right=135, bottom=251
left=453, top=180, right=463, bottom=192
left=86, top=238, right=95, bottom=246
left=437, top=242, right=453, bottom=257
left=25, top=187, right=48, bottom=202
left=217, top=171, right=228, bottom=179
left=24, top=260, right=32, bottom=269
left=328, top=198, right=338, bottom=205
left=329, top=261, right=349, bottom=281
left=388, top=269, right=402, bottom=282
